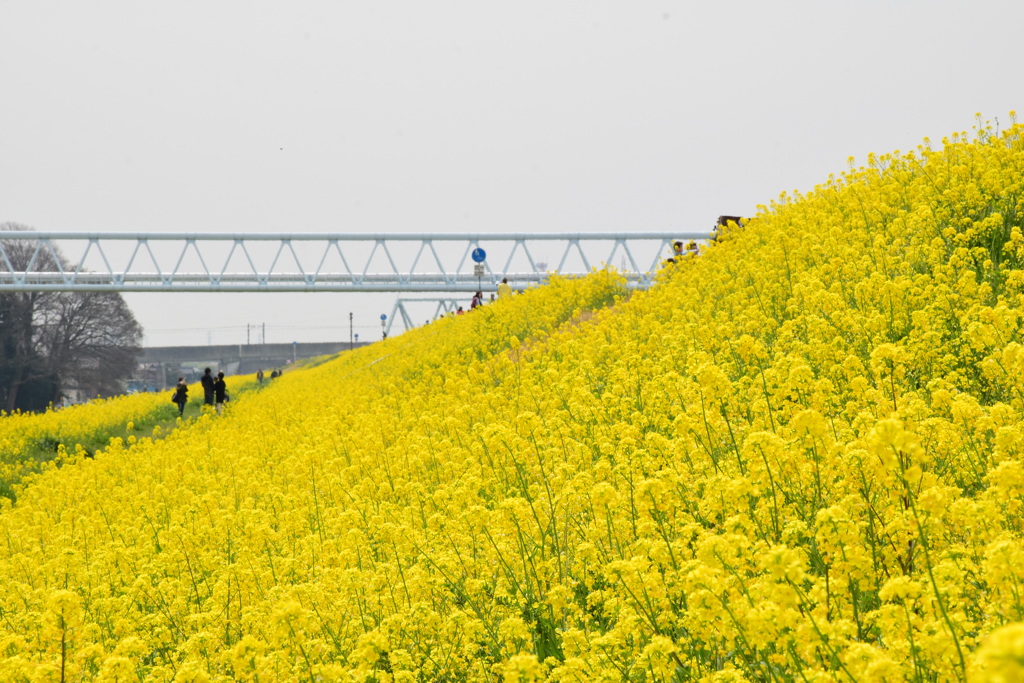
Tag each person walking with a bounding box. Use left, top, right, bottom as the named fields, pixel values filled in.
left=214, top=371, right=228, bottom=415
left=201, top=367, right=215, bottom=406
left=172, top=377, right=189, bottom=417
left=497, top=278, right=512, bottom=300
left=471, top=291, right=483, bottom=309
left=257, top=368, right=264, bottom=385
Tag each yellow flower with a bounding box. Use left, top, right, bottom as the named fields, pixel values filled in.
left=971, top=623, right=1024, bottom=683
left=502, top=653, right=544, bottom=683
left=879, top=575, right=924, bottom=603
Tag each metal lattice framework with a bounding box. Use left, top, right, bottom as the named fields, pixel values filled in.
left=0, top=232, right=705, bottom=293
left=388, top=297, right=463, bottom=336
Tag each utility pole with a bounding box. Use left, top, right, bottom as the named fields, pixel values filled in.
left=262, top=323, right=266, bottom=345
left=247, top=324, right=250, bottom=345
left=349, top=312, right=353, bottom=351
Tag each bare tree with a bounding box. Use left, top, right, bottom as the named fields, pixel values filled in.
left=36, top=291, right=142, bottom=400
left=1, top=223, right=143, bottom=411
left=0, top=224, right=62, bottom=411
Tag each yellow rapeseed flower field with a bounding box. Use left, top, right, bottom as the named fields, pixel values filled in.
left=0, top=390, right=170, bottom=460
left=3, top=116, right=1024, bottom=681
left=0, top=377, right=255, bottom=503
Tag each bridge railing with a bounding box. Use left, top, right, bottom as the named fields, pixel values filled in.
left=0, top=232, right=706, bottom=293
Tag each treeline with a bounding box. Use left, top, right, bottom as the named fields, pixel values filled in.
left=0, top=224, right=142, bottom=412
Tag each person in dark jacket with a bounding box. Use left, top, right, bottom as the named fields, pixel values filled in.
left=173, top=377, right=189, bottom=417
left=214, top=371, right=228, bottom=415
left=201, top=367, right=215, bottom=406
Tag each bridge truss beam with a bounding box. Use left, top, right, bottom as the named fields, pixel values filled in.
left=387, top=297, right=464, bottom=337
left=0, top=232, right=704, bottom=293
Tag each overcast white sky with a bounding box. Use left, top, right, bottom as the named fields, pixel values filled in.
left=2, top=1, right=1021, bottom=346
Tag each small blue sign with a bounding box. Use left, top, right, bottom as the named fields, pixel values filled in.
left=471, top=247, right=487, bottom=263
left=380, top=314, right=387, bottom=321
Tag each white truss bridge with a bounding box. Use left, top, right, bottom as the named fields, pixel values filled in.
left=0, top=232, right=703, bottom=293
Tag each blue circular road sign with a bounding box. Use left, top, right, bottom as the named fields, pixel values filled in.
left=471, top=247, right=487, bottom=263
left=380, top=314, right=387, bottom=321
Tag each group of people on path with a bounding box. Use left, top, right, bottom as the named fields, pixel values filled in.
left=172, top=366, right=283, bottom=417
left=171, top=367, right=228, bottom=417
left=453, top=278, right=514, bottom=316
left=665, top=217, right=745, bottom=265
left=666, top=240, right=700, bottom=264
left=256, top=368, right=281, bottom=384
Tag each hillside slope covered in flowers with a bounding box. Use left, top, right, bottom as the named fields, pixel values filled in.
left=0, top=389, right=184, bottom=503
left=3, top=119, right=1024, bottom=681
left=0, top=376, right=257, bottom=503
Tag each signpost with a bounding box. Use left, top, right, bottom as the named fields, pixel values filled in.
left=471, top=247, right=486, bottom=291
left=380, top=313, right=387, bottom=339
